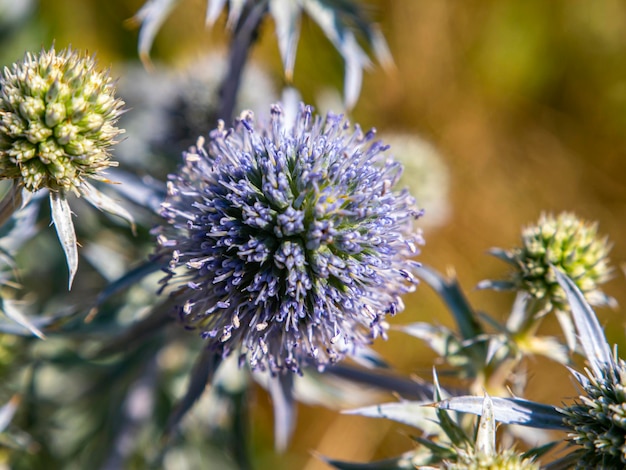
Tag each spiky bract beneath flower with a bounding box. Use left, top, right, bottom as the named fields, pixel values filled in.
left=508, top=212, right=612, bottom=311
left=0, top=46, right=124, bottom=193
left=447, top=451, right=539, bottom=470
left=561, top=361, right=626, bottom=469
left=156, top=104, right=423, bottom=374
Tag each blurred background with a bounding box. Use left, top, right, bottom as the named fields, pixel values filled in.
left=2, top=0, right=626, bottom=468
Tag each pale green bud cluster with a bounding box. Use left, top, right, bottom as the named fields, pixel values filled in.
left=562, top=362, right=626, bottom=468
left=510, top=212, right=612, bottom=310
left=0, top=46, right=124, bottom=193
left=448, top=450, right=539, bottom=470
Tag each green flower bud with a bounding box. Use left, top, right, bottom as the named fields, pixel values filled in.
left=0, top=46, right=124, bottom=193
left=449, top=450, right=540, bottom=470
left=508, top=212, right=613, bottom=311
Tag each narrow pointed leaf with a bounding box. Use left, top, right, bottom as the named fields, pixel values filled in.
left=351, top=345, right=389, bottom=369
left=269, top=0, right=301, bottom=80
left=226, top=0, right=246, bottom=28
left=80, top=182, right=136, bottom=235
left=50, top=192, right=78, bottom=289
left=555, top=269, right=615, bottom=377
left=88, top=259, right=163, bottom=321
left=487, top=247, right=517, bottom=264
left=344, top=401, right=439, bottom=434
left=0, top=395, right=20, bottom=432
left=431, top=369, right=469, bottom=447
left=0, top=298, right=45, bottom=339
left=369, top=24, right=394, bottom=71
left=326, top=363, right=433, bottom=400
left=400, top=322, right=462, bottom=359
left=416, top=265, right=483, bottom=341
left=437, top=396, right=567, bottom=430
left=205, top=0, right=228, bottom=26
left=268, top=372, right=295, bottom=452
left=132, top=0, right=180, bottom=66
left=302, top=0, right=370, bottom=108
left=554, top=308, right=577, bottom=352
left=475, top=395, right=495, bottom=455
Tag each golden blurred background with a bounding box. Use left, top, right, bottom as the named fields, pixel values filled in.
left=3, top=0, right=626, bottom=468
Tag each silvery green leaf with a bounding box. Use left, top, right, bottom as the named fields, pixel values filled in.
left=104, top=169, right=166, bottom=215
left=555, top=269, right=615, bottom=377
left=50, top=192, right=78, bottom=289
left=80, top=182, right=136, bottom=235
left=485, top=335, right=509, bottom=364
left=268, top=372, right=295, bottom=452
left=519, top=336, right=569, bottom=365
left=90, top=259, right=163, bottom=319
left=0, top=298, right=45, bottom=339
left=506, top=291, right=531, bottom=332
left=351, top=345, right=389, bottom=369
left=487, top=247, right=517, bottom=264
left=399, top=322, right=464, bottom=360
left=554, top=308, right=577, bottom=352
left=475, top=395, right=495, bottom=455
left=326, top=364, right=433, bottom=400
left=133, top=0, right=180, bottom=65
left=269, top=0, right=301, bottom=80
left=301, top=0, right=370, bottom=109
left=416, top=265, right=483, bottom=341
left=431, top=369, right=468, bottom=447
left=567, top=366, right=590, bottom=388
left=226, top=0, right=246, bottom=28
left=437, top=396, right=567, bottom=430
left=344, top=401, right=440, bottom=435
left=0, top=395, right=20, bottom=433
left=205, top=0, right=227, bottom=25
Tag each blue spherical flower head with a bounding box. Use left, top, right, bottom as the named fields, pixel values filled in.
left=156, top=104, right=423, bottom=374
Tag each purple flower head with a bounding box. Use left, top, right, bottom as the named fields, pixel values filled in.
left=155, top=104, right=423, bottom=374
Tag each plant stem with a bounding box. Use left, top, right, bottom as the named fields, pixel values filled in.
left=217, top=0, right=269, bottom=123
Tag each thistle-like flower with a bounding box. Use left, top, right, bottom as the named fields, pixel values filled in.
left=561, top=359, right=626, bottom=468
left=0, top=46, right=133, bottom=287
left=155, top=104, right=423, bottom=374
left=491, top=212, right=613, bottom=311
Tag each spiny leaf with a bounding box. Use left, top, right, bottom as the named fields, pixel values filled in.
left=269, top=0, right=301, bottom=80
left=131, top=0, right=180, bottom=67
left=50, top=191, right=78, bottom=289
left=205, top=0, right=228, bottom=26
left=0, top=395, right=20, bottom=433
left=554, top=269, right=615, bottom=377
left=268, top=372, right=295, bottom=452
left=0, top=298, right=45, bottom=339
left=80, top=182, right=136, bottom=235
left=437, top=396, right=567, bottom=430
left=344, top=401, right=440, bottom=435
left=475, top=395, right=495, bottom=456
left=416, top=265, right=483, bottom=341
